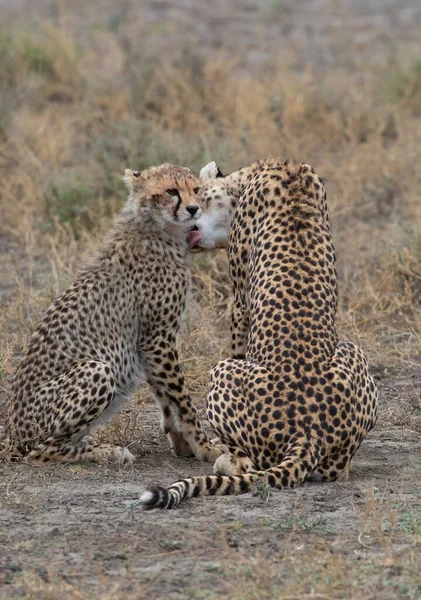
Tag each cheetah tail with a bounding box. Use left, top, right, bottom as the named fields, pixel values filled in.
left=139, top=471, right=267, bottom=510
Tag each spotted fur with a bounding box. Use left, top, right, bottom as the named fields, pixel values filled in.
left=140, top=159, right=378, bottom=509
left=2, top=163, right=221, bottom=465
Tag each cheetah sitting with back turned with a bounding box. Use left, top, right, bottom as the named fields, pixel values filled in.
left=140, top=158, right=378, bottom=509
left=2, top=164, right=222, bottom=465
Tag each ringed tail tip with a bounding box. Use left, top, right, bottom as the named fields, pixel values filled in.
left=139, top=485, right=172, bottom=510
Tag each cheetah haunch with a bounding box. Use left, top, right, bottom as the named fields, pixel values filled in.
left=3, top=163, right=222, bottom=465
left=140, top=158, right=378, bottom=508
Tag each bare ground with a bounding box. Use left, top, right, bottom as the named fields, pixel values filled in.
left=1, top=372, right=421, bottom=599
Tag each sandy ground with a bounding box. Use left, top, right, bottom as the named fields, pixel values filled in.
left=1, top=372, right=421, bottom=598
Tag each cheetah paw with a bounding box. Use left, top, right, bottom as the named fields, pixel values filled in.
left=213, top=453, right=237, bottom=476
left=114, top=447, right=135, bottom=465
left=197, top=443, right=224, bottom=463
left=167, top=431, right=194, bottom=457
left=210, top=437, right=229, bottom=454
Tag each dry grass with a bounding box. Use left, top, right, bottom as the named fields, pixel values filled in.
left=1, top=490, right=420, bottom=600
left=0, top=14, right=420, bottom=387
left=0, top=4, right=421, bottom=599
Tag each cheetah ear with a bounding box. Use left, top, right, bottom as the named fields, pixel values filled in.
left=199, top=161, right=224, bottom=182
left=123, top=169, right=143, bottom=193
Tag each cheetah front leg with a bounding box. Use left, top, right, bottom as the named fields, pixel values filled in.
left=142, top=339, right=222, bottom=462
left=149, top=384, right=194, bottom=458
left=230, top=299, right=249, bottom=360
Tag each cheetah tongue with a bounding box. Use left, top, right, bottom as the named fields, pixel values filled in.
left=188, top=229, right=203, bottom=249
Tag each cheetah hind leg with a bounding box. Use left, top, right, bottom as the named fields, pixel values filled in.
left=27, top=360, right=135, bottom=465
left=28, top=435, right=134, bottom=465
left=306, top=456, right=353, bottom=483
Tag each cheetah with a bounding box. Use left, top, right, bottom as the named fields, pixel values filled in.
left=2, top=163, right=222, bottom=465
left=140, top=158, right=378, bottom=509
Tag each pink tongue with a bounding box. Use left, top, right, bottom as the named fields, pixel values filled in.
left=188, top=229, right=203, bottom=249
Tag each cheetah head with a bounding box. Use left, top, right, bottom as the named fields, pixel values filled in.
left=187, top=161, right=235, bottom=251
left=124, top=164, right=202, bottom=233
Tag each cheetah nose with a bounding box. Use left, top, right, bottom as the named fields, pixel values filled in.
left=186, top=205, right=200, bottom=216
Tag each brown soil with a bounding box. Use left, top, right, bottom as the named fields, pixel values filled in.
left=1, top=373, right=421, bottom=599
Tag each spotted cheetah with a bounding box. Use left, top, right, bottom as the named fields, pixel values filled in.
left=140, top=158, right=378, bottom=508
left=2, top=163, right=222, bottom=465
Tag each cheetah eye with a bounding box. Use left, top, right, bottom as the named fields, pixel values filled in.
left=166, top=188, right=179, bottom=197
left=193, top=187, right=200, bottom=195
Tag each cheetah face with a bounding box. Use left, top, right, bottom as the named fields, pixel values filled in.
left=188, top=161, right=235, bottom=251
left=124, top=165, right=202, bottom=232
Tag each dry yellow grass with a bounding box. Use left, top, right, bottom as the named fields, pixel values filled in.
left=1, top=22, right=420, bottom=364
left=0, top=5, right=421, bottom=600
